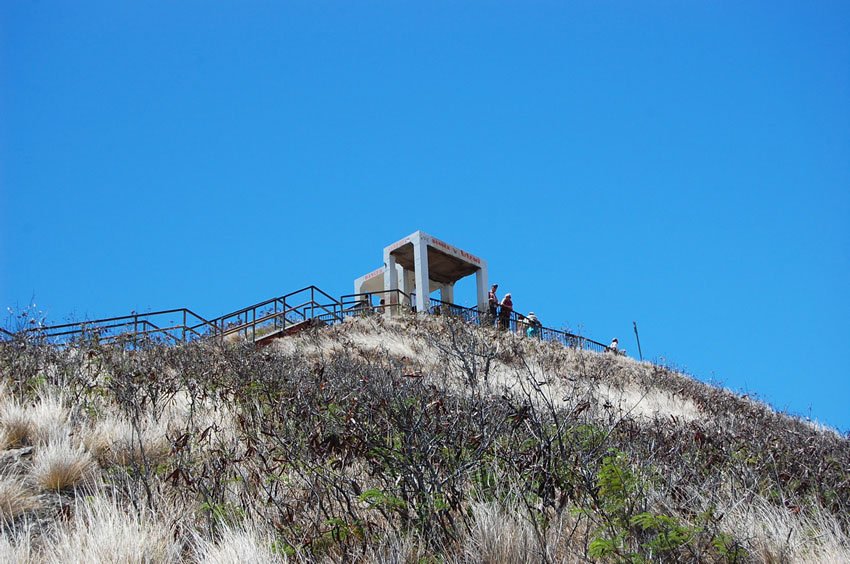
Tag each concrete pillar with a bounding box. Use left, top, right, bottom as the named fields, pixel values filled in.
left=402, top=269, right=415, bottom=306
left=384, top=252, right=399, bottom=312
left=413, top=235, right=430, bottom=313
left=442, top=283, right=454, bottom=304
left=476, top=266, right=488, bottom=313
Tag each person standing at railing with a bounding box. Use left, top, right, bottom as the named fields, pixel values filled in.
left=498, top=293, right=513, bottom=330
left=488, top=284, right=499, bottom=326
left=525, top=312, right=542, bottom=338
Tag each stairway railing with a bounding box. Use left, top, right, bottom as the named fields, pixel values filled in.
left=1, top=287, right=612, bottom=354
left=206, top=286, right=343, bottom=343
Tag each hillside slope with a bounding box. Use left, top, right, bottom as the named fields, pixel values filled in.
left=0, top=315, right=847, bottom=562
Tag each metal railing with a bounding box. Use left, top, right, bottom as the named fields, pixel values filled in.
left=209, top=286, right=343, bottom=343
left=428, top=298, right=481, bottom=323
left=509, top=311, right=609, bottom=352
left=428, top=298, right=610, bottom=353
left=536, top=325, right=609, bottom=353
left=0, top=286, right=612, bottom=354
left=2, top=308, right=217, bottom=346
left=339, top=290, right=411, bottom=319
left=0, top=287, right=343, bottom=347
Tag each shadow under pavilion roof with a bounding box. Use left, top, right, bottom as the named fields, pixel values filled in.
left=390, top=243, right=480, bottom=285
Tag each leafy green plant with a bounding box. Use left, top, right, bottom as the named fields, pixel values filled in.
left=358, top=488, right=407, bottom=511
left=630, top=512, right=696, bottom=554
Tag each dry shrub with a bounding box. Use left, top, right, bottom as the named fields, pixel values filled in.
left=31, top=440, right=97, bottom=492
left=0, top=477, right=39, bottom=520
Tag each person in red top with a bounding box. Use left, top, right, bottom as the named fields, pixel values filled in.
left=498, top=293, right=513, bottom=330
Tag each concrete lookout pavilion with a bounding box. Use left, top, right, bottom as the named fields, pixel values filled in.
left=353, top=231, right=489, bottom=314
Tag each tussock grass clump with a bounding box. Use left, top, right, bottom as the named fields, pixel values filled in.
left=360, top=533, right=426, bottom=564
left=0, top=476, right=39, bottom=520
left=193, top=522, right=283, bottom=563
left=0, top=401, right=31, bottom=450
left=464, top=502, right=535, bottom=563
left=80, top=414, right=171, bottom=468
left=45, top=494, right=181, bottom=563
left=31, top=440, right=96, bottom=492
left=0, top=393, right=69, bottom=449
left=722, top=497, right=850, bottom=563
left=27, top=394, right=70, bottom=446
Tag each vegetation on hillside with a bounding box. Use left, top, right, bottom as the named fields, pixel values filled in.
left=0, top=315, right=847, bottom=562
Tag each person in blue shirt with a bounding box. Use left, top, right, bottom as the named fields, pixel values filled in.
left=525, top=312, right=541, bottom=338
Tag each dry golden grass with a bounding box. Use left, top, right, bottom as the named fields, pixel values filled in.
left=79, top=414, right=171, bottom=468
left=0, top=401, right=33, bottom=449
left=721, top=496, right=850, bottom=563
left=45, top=494, right=181, bottom=563
left=0, top=526, right=33, bottom=562
left=28, top=394, right=70, bottom=446
left=79, top=393, right=237, bottom=470
left=461, top=500, right=593, bottom=564
left=31, top=440, right=97, bottom=492
left=361, top=533, right=426, bottom=564
left=194, top=522, right=285, bottom=563
left=286, top=316, right=709, bottom=425
left=0, top=476, right=39, bottom=521
left=0, top=393, right=70, bottom=449
left=464, top=502, right=536, bottom=563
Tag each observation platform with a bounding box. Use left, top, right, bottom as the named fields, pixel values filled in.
left=354, top=231, right=488, bottom=314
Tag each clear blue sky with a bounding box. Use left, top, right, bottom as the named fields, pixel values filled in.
left=2, top=2, right=848, bottom=431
